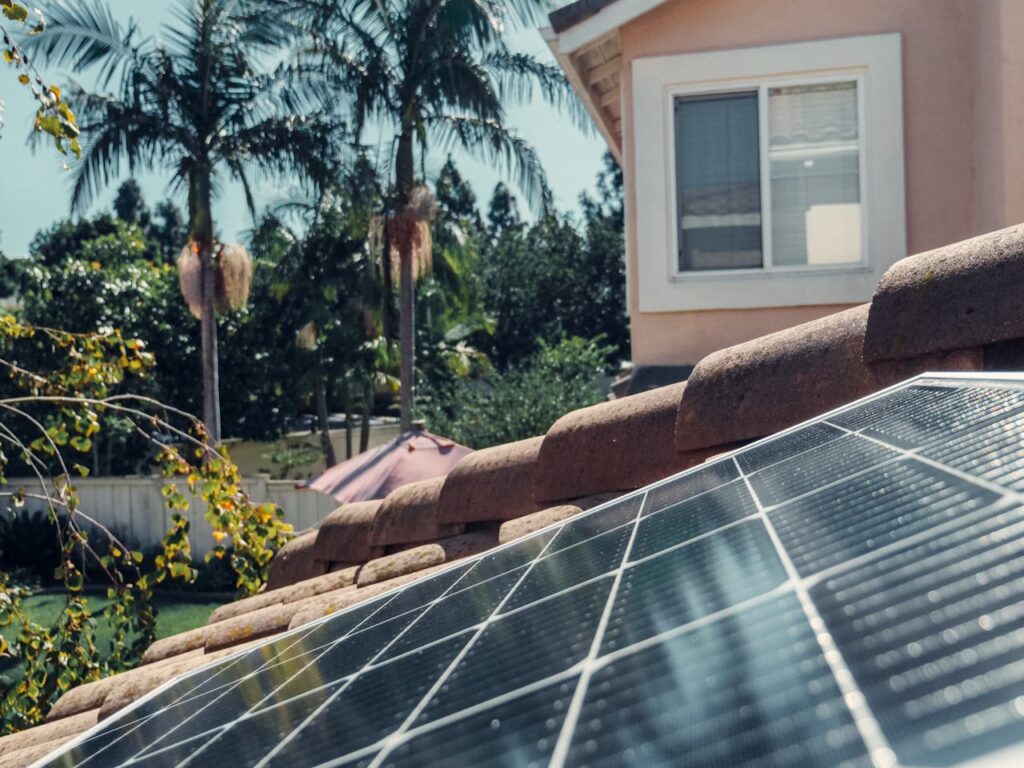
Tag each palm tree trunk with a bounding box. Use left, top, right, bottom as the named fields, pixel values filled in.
left=396, top=129, right=416, bottom=432
left=343, top=376, right=353, bottom=460
left=315, top=352, right=337, bottom=468
left=360, top=378, right=372, bottom=453
left=193, top=171, right=221, bottom=442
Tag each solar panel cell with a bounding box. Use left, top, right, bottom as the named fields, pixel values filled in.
left=642, top=460, right=739, bottom=515
left=417, top=578, right=613, bottom=725
left=747, top=434, right=899, bottom=507
left=769, top=459, right=1001, bottom=577
left=631, top=479, right=757, bottom=560
left=379, top=568, right=525, bottom=661
left=502, top=525, right=632, bottom=611
left=601, top=520, right=787, bottom=654
left=567, top=594, right=871, bottom=768
left=813, top=502, right=1024, bottom=765
left=735, top=421, right=846, bottom=474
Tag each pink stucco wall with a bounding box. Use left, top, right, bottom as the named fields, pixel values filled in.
left=619, top=0, right=1024, bottom=365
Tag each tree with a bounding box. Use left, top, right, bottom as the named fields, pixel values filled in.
left=27, top=0, right=342, bottom=440
left=299, top=0, right=581, bottom=430
left=477, top=158, right=629, bottom=368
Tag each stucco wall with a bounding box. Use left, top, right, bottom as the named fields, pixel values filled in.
left=618, top=0, right=1024, bottom=365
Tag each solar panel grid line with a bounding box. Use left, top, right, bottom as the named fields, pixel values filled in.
left=58, top=624, right=331, bottom=768
left=546, top=491, right=648, bottom=768
left=826, top=420, right=1024, bottom=510
left=311, top=666, right=588, bottom=768
left=58, top=576, right=447, bottom=768
left=30, top=526, right=564, bottom=767
left=130, top=580, right=449, bottom=767
left=591, top=581, right=793, bottom=668
left=360, top=513, right=577, bottom=768
left=731, top=454, right=898, bottom=768
left=626, top=509, right=759, bottom=567
left=798, top=495, right=1021, bottom=591
left=220, top=550, right=513, bottom=767
left=747, top=437, right=903, bottom=512
left=137, top=536, right=550, bottom=766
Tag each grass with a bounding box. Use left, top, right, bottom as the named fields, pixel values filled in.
left=0, top=592, right=229, bottom=688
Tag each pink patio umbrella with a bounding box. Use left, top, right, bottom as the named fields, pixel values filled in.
left=306, top=427, right=473, bottom=503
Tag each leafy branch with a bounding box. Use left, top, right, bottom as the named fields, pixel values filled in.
left=1, top=1, right=81, bottom=157
left=0, top=314, right=292, bottom=732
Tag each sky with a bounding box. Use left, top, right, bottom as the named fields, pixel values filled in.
left=0, top=0, right=607, bottom=258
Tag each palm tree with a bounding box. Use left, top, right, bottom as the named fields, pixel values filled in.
left=295, top=0, right=582, bottom=430
left=27, top=0, right=341, bottom=440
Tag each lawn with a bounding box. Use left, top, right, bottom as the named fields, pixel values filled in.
left=0, top=592, right=228, bottom=688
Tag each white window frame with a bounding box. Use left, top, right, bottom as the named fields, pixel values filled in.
left=632, top=33, right=905, bottom=312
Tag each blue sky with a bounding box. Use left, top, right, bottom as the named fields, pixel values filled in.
left=0, top=0, right=606, bottom=257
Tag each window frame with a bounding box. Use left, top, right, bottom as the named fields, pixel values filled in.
left=631, top=33, right=905, bottom=312
left=671, top=73, right=868, bottom=276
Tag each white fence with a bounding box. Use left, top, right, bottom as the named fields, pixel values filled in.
left=8, top=475, right=338, bottom=557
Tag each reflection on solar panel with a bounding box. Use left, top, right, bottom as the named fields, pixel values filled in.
left=35, top=374, right=1024, bottom=768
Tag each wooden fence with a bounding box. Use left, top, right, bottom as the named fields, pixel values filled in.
left=7, top=475, right=338, bottom=557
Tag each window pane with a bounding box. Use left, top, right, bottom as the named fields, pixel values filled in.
left=769, top=82, right=861, bottom=267
left=675, top=92, right=762, bottom=271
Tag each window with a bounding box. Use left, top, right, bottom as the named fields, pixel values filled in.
left=674, top=80, right=862, bottom=273
left=632, top=34, right=905, bottom=312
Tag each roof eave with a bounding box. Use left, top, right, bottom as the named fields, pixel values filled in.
left=542, top=26, right=624, bottom=163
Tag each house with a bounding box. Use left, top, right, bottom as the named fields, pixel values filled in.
left=543, top=0, right=1024, bottom=367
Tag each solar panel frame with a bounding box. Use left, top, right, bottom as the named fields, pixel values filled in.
left=32, top=371, right=1024, bottom=768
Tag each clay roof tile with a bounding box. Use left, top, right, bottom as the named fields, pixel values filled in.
left=436, top=436, right=544, bottom=524
left=534, top=382, right=718, bottom=503
left=368, top=476, right=464, bottom=547
left=265, top=529, right=328, bottom=591
left=865, top=223, right=1024, bottom=362
left=675, top=304, right=983, bottom=452
left=310, top=500, right=387, bottom=564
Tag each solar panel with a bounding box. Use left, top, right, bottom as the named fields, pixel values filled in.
left=34, top=373, right=1024, bottom=768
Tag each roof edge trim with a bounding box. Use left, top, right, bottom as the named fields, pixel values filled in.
left=548, top=0, right=670, bottom=54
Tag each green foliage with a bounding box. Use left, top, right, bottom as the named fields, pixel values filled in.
left=477, top=154, right=628, bottom=368
left=419, top=336, right=613, bottom=449
left=0, top=315, right=292, bottom=732
left=0, top=592, right=229, bottom=693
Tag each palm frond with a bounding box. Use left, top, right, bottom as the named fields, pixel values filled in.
left=429, top=114, right=549, bottom=213
left=25, top=0, right=145, bottom=89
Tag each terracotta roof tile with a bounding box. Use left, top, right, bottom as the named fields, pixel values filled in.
left=145, top=591, right=344, bottom=663
left=675, top=304, right=983, bottom=452
left=47, top=649, right=207, bottom=721
left=498, top=504, right=583, bottom=544
left=288, top=562, right=455, bottom=629
left=865, top=224, right=1024, bottom=362
left=0, top=709, right=97, bottom=758
left=534, top=383, right=715, bottom=503
left=356, top=531, right=496, bottom=587
left=310, top=500, right=387, bottom=564
left=198, top=601, right=316, bottom=655
left=368, top=476, right=465, bottom=547
left=436, top=436, right=544, bottom=523
left=0, top=737, right=71, bottom=768
left=265, top=529, right=328, bottom=591
left=207, top=566, right=360, bottom=624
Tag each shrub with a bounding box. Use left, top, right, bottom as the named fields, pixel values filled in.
left=419, top=336, right=613, bottom=449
